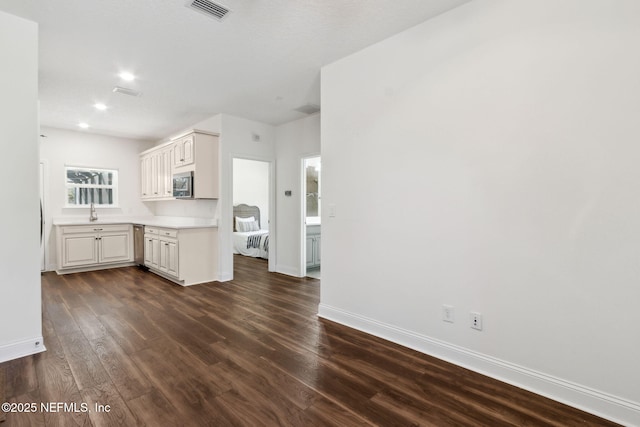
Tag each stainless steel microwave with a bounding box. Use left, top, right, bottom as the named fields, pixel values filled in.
left=173, top=171, right=194, bottom=199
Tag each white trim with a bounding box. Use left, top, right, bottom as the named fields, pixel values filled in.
left=318, top=304, right=640, bottom=427
left=56, top=262, right=135, bottom=275
left=0, top=336, right=46, bottom=364
left=301, top=153, right=321, bottom=278
left=275, top=264, right=303, bottom=277
left=218, top=272, right=233, bottom=282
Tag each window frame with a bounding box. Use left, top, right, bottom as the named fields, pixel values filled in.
left=64, top=166, right=120, bottom=208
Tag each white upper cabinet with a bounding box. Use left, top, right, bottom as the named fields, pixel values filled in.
left=173, top=134, right=195, bottom=168
left=140, top=142, right=174, bottom=201
left=140, top=130, right=219, bottom=201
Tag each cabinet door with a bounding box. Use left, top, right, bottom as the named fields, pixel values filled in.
left=314, top=235, right=321, bottom=265
left=140, top=158, right=147, bottom=198
left=99, top=232, right=131, bottom=264
left=173, top=135, right=195, bottom=168
left=162, top=147, right=173, bottom=197
left=166, top=240, right=179, bottom=277
left=141, top=156, right=150, bottom=198
left=306, top=235, right=315, bottom=268
left=144, top=236, right=155, bottom=266
left=62, top=233, right=98, bottom=267
left=159, top=239, right=168, bottom=272
left=145, top=235, right=160, bottom=269
left=181, top=136, right=194, bottom=166
left=151, top=153, right=161, bottom=197
left=159, top=239, right=179, bottom=278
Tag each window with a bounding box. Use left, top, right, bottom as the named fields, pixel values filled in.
left=65, top=166, right=119, bottom=207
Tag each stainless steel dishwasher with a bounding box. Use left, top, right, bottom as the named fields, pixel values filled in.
left=133, top=224, right=145, bottom=267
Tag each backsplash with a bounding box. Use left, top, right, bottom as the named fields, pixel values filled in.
left=152, top=199, right=218, bottom=219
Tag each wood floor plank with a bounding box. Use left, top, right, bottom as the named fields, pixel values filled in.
left=0, top=364, right=5, bottom=423
left=96, top=314, right=149, bottom=356
left=69, top=307, right=107, bottom=342
left=303, top=396, right=376, bottom=427
left=126, top=389, right=182, bottom=427
left=88, top=333, right=152, bottom=401
left=33, top=350, right=91, bottom=427
left=0, top=256, right=621, bottom=426
left=4, top=391, right=45, bottom=427
left=130, top=340, right=234, bottom=425
left=79, top=381, right=137, bottom=427
left=3, top=357, right=38, bottom=401
left=56, top=331, right=109, bottom=391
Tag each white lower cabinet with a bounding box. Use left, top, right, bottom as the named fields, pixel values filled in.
left=57, top=225, right=133, bottom=271
left=145, top=227, right=179, bottom=279
left=144, top=226, right=216, bottom=286
left=54, top=221, right=216, bottom=285
left=306, top=225, right=321, bottom=269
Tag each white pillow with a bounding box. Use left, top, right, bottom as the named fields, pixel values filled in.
left=239, top=220, right=260, bottom=232
left=235, top=216, right=255, bottom=230
left=236, top=216, right=259, bottom=231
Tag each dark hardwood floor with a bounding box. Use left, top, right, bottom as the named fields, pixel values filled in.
left=0, top=255, right=619, bottom=426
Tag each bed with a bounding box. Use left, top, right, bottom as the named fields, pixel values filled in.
left=233, top=204, right=269, bottom=259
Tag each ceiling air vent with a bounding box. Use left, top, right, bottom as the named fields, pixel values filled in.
left=294, top=104, right=321, bottom=115
left=186, top=0, right=231, bottom=21
left=113, top=86, right=142, bottom=97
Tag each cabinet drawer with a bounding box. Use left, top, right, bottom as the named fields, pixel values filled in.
left=145, top=227, right=177, bottom=238
left=62, top=224, right=130, bottom=234
left=145, top=227, right=160, bottom=235
left=158, top=228, right=178, bottom=239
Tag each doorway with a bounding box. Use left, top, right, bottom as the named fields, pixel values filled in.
left=303, top=156, right=321, bottom=279
left=231, top=157, right=274, bottom=273
left=40, top=161, right=46, bottom=271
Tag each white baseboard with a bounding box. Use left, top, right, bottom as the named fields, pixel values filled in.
left=275, top=264, right=303, bottom=277
left=218, top=271, right=233, bottom=282
left=0, top=337, right=46, bottom=364
left=55, top=261, right=135, bottom=275
left=318, top=304, right=640, bottom=427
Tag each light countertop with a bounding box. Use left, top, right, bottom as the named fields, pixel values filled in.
left=53, top=216, right=217, bottom=229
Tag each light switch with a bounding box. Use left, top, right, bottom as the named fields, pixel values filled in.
left=328, top=204, right=336, bottom=217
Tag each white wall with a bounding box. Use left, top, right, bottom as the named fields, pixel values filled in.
left=275, top=114, right=321, bottom=276
left=320, top=1, right=640, bottom=424
left=0, top=11, right=44, bottom=362
left=39, top=127, right=155, bottom=270
left=233, top=158, right=270, bottom=230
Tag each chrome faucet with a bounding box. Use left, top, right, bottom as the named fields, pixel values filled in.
left=89, top=202, right=98, bottom=222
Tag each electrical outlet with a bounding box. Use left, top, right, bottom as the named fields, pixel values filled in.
left=442, top=305, right=454, bottom=323
left=470, top=312, right=483, bottom=331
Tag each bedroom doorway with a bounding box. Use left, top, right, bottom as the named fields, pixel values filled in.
left=303, top=156, right=321, bottom=279
left=232, top=157, right=274, bottom=273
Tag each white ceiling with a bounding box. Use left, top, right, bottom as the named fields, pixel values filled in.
left=0, top=0, right=469, bottom=140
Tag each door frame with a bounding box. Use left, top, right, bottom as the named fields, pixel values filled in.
left=40, top=160, right=49, bottom=271
left=230, top=155, right=276, bottom=273
left=301, top=154, right=321, bottom=277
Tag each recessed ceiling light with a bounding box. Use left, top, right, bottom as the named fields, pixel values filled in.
left=94, top=103, right=107, bottom=111
left=78, top=122, right=90, bottom=129
left=119, top=71, right=136, bottom=81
